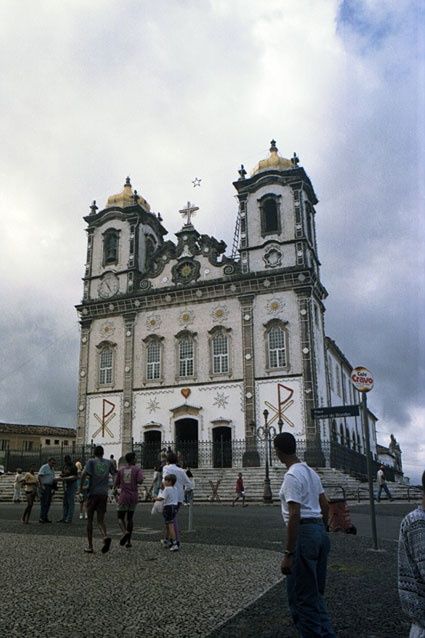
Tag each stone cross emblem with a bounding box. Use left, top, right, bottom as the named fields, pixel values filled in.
left=179, top=201, right=199, bottom=226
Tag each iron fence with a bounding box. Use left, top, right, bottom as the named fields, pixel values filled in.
left=0, top=438, right=396, bottom=482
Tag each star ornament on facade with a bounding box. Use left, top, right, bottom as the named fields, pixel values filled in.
left=213, top=392, right=229, bottom=409
left=192, top=177, right=202, bottom=187
left=147, top=398, right=160, bottom=414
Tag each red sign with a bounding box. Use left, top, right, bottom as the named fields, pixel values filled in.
left=351, top=366, right=374, bottom=393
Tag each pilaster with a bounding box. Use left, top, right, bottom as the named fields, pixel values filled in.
left=297, top=291, right=324, bottom=465
left=76, top=319, right=92, bottom=445
left=122, top=313, right=136, bottom=451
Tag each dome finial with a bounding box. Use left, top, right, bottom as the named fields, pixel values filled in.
left=125, top=176, right=131, bottom=187
left=270, top=139, right=278, bottom=153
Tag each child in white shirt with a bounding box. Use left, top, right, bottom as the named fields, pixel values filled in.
left=154, top=474, right=179, bottom=551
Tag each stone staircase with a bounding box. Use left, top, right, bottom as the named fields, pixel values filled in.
left=1, top=468, right=421, bottom=503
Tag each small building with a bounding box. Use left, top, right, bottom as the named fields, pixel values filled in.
left=0, top=422, right=76, bottom=453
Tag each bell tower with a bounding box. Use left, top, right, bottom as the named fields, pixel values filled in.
left=233, top=140, right=321, bottom=281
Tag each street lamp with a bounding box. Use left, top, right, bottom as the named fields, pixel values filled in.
left=257, top=409, right=277, bottom=503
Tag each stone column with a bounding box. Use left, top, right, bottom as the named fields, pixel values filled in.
left=76, top=318, right=92, bottom=448
left=239, top=294, right=259, bottom=466
left=297, top=292, right=325, bottom=466
left=122, top=313, right=136, bottom=453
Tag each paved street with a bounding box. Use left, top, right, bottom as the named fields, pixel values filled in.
left=0, top=500, right=419, bottom=637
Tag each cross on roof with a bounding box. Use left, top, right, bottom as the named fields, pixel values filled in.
left=179, top=201, right=199, bottom=226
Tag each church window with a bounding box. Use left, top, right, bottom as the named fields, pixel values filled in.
left=212, top=333, right=229, bottom=374
left=260, top=195, right=281, bottom=237
left=336, top=367, right=341, bottom=397
left=328, top=355, right=334, bottom=391
left=147, top=340, right=161, bottom=380
left=97, top=340, right=116, bottom=387
left=99, top=349, right=113, bottom=384
left=339, top=424, right=344, bottom=445
left=264, top=320, right=289, bottom=370
left=331, top=420, right=337, bottom=443
left=103, top=229, right=119, bottom=265
left=176, top=332, right=196, bottom=379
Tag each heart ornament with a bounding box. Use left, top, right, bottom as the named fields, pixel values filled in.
left=181, top=388, right=191, bottom=399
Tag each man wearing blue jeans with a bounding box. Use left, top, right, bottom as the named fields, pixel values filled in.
left=274, top=433, right=336, bottom=637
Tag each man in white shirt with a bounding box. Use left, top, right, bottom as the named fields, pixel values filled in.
left=376, top=465, right=393, bottom=502
left=162, top=451, right=192, bottom=548
left=274, top=432, right=336, bottom=638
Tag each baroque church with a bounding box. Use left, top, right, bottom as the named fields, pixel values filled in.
left=75, top=141, right=377, bottom=469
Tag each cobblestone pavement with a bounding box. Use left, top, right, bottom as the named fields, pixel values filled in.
left=0, top=501, right=416, bottom=637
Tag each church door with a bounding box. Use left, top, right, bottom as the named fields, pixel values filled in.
left=175, top=418, right=198, bottom=468
left=212, top=426, right=232, bottom=468
left=143, top=430, right=162, bottom=469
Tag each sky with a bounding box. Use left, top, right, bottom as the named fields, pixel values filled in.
left=0, top=0, right=423, bottom=482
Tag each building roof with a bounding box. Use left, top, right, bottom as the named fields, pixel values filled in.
left=251, top=140, right=294, bottom=176
left=325, top=336, right=353, bottom=371
left=0, top=422, right=76, bottom=437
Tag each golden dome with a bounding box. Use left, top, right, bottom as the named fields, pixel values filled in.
left=106, top=177, right=151, bottom=211
left=251, top=140, right=294, bottom=176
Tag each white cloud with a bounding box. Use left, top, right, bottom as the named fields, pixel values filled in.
left=0, top=1, right=423, bottom=480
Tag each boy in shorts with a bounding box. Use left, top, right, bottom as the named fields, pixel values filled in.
left=154, top=474, right=179, bottom=552
left=114, top=452, right=144, bottom=548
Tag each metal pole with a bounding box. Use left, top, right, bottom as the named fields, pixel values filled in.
left=362, top=392, right=378, bottom=550
left=188, top=501, right=193, bottom=532
left=262, top=410, right=272, bottom=503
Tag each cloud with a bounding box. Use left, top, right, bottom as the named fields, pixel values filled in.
left=0, top=1, right=422, bottom=480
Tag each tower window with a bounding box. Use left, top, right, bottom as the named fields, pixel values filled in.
left=260, top=195, right=281, bottom=236
left=99, top=349, right=113, bottom=384
left=103, top=229, right=119, bottom=265
left=97, top=340, right=116, bottom=386
left=264, top=319, right=289, bottom=371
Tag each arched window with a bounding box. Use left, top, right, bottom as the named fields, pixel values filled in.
left=147, top=340, right=161, bottom=380
left=143, top=335, right=164, bottom=382
left=260, top=195, right=281, bottom=236
left=103, top=229, right=119, bottom=265
left=97, top=341, right=116, bottom=386
left=176, top=331, right=196, bottom=379
left=209, top=327, right=231, bottom=376
left=264, top=319, right=289, bottom=371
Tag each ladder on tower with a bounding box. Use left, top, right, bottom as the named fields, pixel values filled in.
left=231, top=208, right=241, bottom=261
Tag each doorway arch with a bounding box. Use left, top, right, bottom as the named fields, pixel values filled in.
left=175, top=418, right=198, bottom=468
left=212, top=426, right=232, bottom=468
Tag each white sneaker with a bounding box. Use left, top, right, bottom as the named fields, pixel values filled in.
left=79, top=513, right=83, bottom=519
left=84, top=513, right=88, bottom=519
left=169, top=544, right=179, bottom=552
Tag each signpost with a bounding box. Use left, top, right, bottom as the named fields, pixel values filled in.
left=311, top=405, right=360, bottom=419
left=351, top=366, right=378, bottom=550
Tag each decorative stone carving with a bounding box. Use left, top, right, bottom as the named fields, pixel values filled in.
left=211, top=305, right=229, bottom=323
left=264, top=246, right=282, bottom=268
left=267, top=298, right=285, bottom=315
left=178, top=308, right=195, bottom=326
left=147, top=397, right=160, bottom=413
left=146, top=314, right=162, bottom=331
left=213, top=392, right=229, bottom=409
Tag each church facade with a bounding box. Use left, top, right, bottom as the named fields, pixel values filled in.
left=75, top=141, right=376, bottom=468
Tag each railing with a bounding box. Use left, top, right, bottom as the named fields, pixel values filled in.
left=1, top=438, right=398, bottom=479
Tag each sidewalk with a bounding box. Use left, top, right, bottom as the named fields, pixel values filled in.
left=0, top=502, right=411, bottom=637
